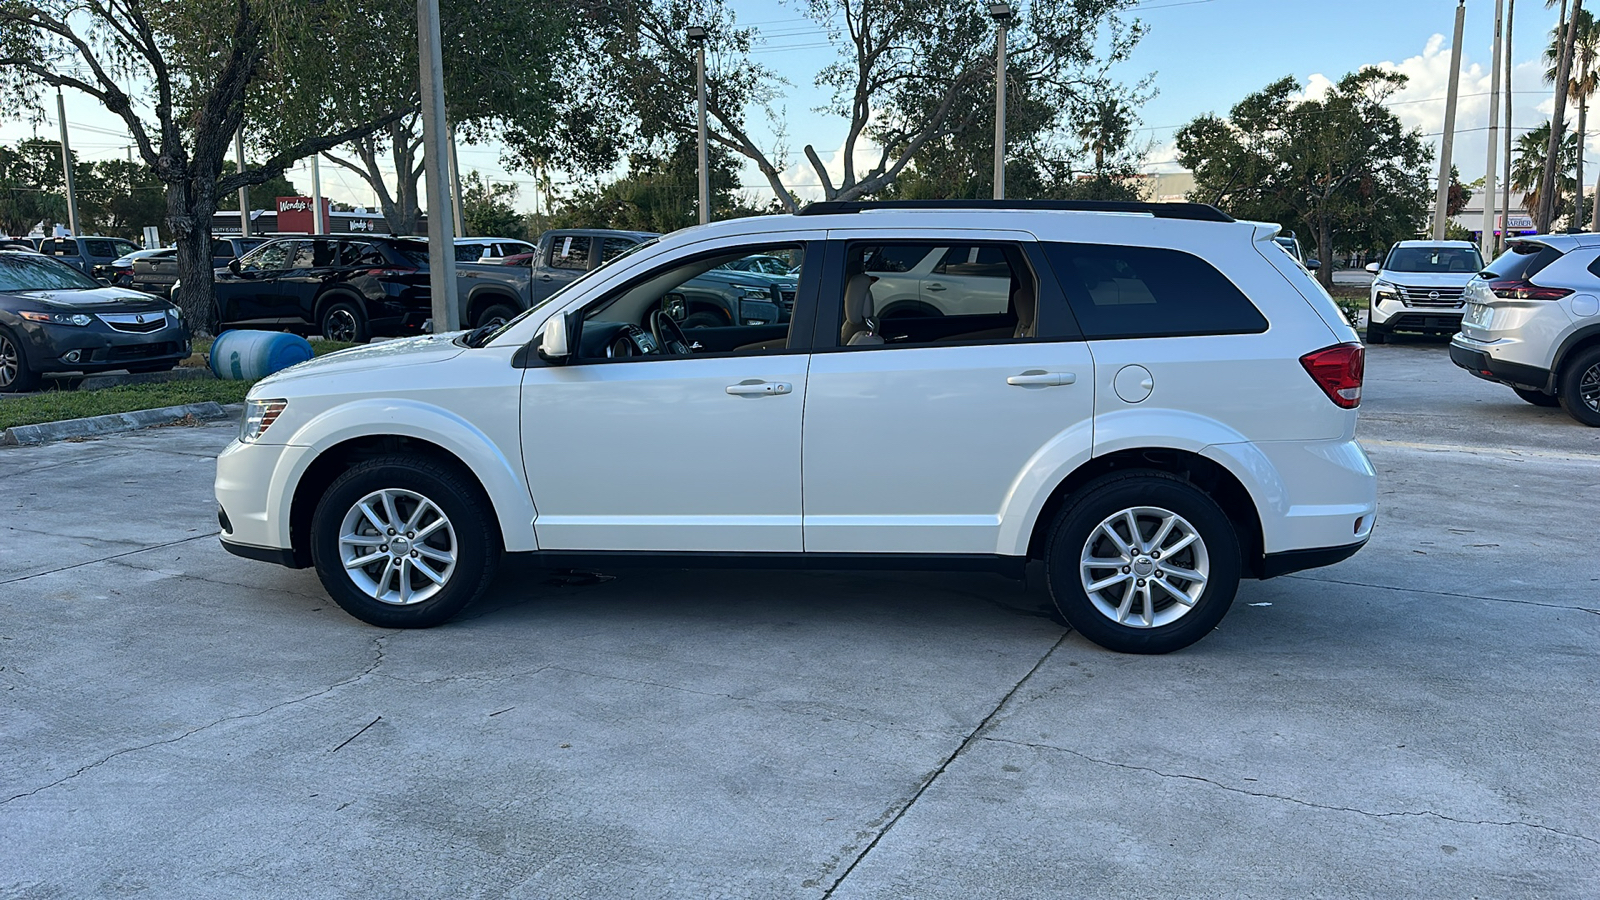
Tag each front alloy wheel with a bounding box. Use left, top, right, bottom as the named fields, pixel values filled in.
left=311, top=455, right=501, bottom=627
left=0, top=328, right=38, bottom=393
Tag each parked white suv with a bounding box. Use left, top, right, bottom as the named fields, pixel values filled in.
left=1365, top=240, right=1485, bottom=343
left=1451, top=234, right=1600, bottom=425
left=215, top=200, right=1376, bottom=654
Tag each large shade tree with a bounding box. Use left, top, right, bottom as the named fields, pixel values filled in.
left=1175, top=68, right=1433, bottom=287
left=0, top=2, right=425, bottom=331
left=567, top=0, right=1146, bottom=211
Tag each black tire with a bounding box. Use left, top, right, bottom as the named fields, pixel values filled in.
left=681, top=311, right=726, bottom=330
left=310, top=455, right=502, bottom=628
left=0, top=326, right=38, bottom=393
left=1557, top=345, right=1600, bottom=427
left=1044, top=471, right=1242, bottom=654
left=474, top=303, right=519, bottom=329
left=1513, top=387, right=1560, bottom=407
left=320, top=299, right=370, bottom=343
left=1365, top=322, right=1387, bottom=344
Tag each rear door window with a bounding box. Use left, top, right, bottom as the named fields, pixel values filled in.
left=85, top=240, right=119, bottom=258
left=1044, top=243, right=1267, bottom=340
left=1485, top=242, right=1564, bottom=281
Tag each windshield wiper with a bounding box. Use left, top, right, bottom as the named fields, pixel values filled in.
left=462, top=323, right=498, bottom=348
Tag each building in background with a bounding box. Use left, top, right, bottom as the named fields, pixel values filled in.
left=211, top=197, right=421, bottom=236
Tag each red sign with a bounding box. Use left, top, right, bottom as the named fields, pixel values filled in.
left=276, top=196, right=332, bottom=234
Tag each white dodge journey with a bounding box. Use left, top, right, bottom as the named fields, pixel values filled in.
left=215, top=200, right=1376, bottom=654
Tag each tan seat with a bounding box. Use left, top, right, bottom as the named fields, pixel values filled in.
left=840, top=272, right=883, bottom=346
left=1013, top=283, right=1036, bottom=339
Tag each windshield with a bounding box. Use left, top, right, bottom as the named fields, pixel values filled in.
left=474, top=237, right=661, bottom=345
left=1382, top=246, right=1484, bottom=274
left=0, top=253, right=100, bottom=291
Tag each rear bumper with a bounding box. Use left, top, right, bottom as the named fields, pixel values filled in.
left=1449, top=340, right=1552, bottom=390
left=1259, top=539, right=1368, bottom=578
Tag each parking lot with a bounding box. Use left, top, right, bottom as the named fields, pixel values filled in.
left=2, top=337, right=1596, bottom=899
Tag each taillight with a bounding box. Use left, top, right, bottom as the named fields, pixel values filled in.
left=1301, top=343, right=1364, bottom=409
left=1486, top=279, right=1573, bottom=301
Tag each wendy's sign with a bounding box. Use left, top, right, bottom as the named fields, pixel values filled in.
left=277, top=196, right=332, bottom=234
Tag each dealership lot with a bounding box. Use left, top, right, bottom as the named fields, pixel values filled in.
left=1, top=339, right=1596, bottom=898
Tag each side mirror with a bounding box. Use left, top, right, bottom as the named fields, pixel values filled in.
left=228, top=258, right=243, bottom=275
left=96, top=277, right=112, bottom=286
left=538, top=310, right=570, bottom=362
left=1364, top=262, right=1381, bottom=274
left=663, top=292, right=687, bottom=321
left=1306, top=258, right=1321, bottom=271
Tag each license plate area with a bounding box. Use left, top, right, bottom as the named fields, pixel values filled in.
left=1463, top=303, right=1492, bottom=328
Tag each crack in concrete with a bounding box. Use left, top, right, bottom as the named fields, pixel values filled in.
left=1284, top=572, right=1600, bottom=616
left=983, top=736, right=1600, bottom=849
left=375, top=663, right=554, bottom=687
left=0, top=532, right=218, bottom=587
left=0, top=633, right=394, bottom=807
left=816, top=632, right=1070, bottom=899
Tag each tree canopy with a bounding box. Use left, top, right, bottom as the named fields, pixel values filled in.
left=1175, top=68, right=1432, bottom=285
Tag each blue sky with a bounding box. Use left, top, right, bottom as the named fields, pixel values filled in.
left=1, top=0, right=1574, bottom=214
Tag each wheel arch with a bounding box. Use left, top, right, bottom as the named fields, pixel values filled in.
left=1015, top=447, right=1267, bottom=579
left=277, top=401, right=537, bottom=565
left=1553, top=323, right=1600, bottom=380
left=313, top=288, right=365, bottom=325
left=465, top=286, right=522, bottom=326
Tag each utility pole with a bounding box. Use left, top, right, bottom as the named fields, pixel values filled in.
left=989, top=3, right=1013, bottom=200
left=1502, top=0, right=1516, bottom=250
left=1433, top=0, right=1467, bottom=240
left=312, top=154, right=325, bottom=234
left=1483, top=0, right=1505, bottom=260
left=688, top=26, right=710, bottom=225
left=448, top=122, right=465, bottom=236
left=417, top=0, right=460, bottom=331
left=235, top=130, right=252, bottom=237
left=55, top=86, right=80, bottom=236
left=1539, top=0, right=1580, bottom=232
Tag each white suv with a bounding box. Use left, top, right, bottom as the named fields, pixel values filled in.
left=215, top=200, right=1376, bottom=654
left=1365, top=240, right=1485, bottom=343
left=1451, top=234, right=1600, bottom=425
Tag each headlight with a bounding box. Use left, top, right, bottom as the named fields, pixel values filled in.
left=240, top=398, right=288, bottom=443
left=167, top=306, right=182, bottom=320
left=19, top=311, right=93, bottom=326
left=740, top=286, right=772, bottom=300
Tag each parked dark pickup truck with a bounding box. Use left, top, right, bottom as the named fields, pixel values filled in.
left=458, top=229, right=799, bottom=330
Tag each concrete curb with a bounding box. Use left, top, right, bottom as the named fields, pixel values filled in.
left=1, top=401, right=232, bottom=446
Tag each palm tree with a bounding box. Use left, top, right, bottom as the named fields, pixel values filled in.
left=1076, top=98, right=1132, bottom=174
left=1547, top=8, right=1600, bottom=228
left=1513, top=122, right=1581, bottom=219
left=1540, top=0, right=1580, bottom=230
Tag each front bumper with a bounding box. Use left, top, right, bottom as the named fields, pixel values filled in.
left=18, top=317, right=192, bottom=373
left=1370, top=309, right=1464, bottom=333
left=215, top=437, right=314, bottom=560
left=1449, top=339, right=1552, bottom=391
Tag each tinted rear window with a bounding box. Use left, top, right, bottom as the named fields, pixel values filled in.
left=1043, top=243, right=1268, bottom=339
left=1483, top=242, right=1563, bottom=281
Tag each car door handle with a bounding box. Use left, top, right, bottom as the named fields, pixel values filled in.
left=539, top=274, right=553, bottom=281
left=726, top=381, right=793, bottom=396
left=1007, top=371, right=1076, bottom=386
left=925, top=282, right=946, bottom=291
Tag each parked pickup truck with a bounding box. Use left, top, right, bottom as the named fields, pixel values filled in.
left=457, top=229, right=799, bottom=330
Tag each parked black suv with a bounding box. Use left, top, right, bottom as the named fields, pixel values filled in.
left=212, top=236, right=431, bottom=341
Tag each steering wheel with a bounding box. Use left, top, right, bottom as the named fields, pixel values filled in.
left=649, top=309, right=693, bottom=355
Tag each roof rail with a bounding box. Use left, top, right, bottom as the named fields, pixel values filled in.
left=795, top=199, right=1235, bottom=223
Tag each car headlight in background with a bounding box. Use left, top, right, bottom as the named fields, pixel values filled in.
left=167, top=306, right=182, bottom=320
left=740, top=286, right=772, bottom=300
left=19, top=311, right=93, bottom=326
left=1372, top=280, right=1399, bottom=303
left=240, top=398, right=288, bottom=443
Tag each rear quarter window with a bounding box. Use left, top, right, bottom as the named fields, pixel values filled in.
left=1042, top=243, right=1268, bottom=339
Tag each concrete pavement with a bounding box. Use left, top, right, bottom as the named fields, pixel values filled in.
left=1, top=341, right=1595, bottom=898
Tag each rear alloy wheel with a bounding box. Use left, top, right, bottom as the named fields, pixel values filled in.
left=320, top=300, right=369, bottom=343
left=1557, top=345, right=1600, bottom=427
left=1046, top=471, right=1241, bottom=654
left=1512, top=387, right=1560, bottom=408
left=0, top=327, right=38, bottom=393
left=311, top=456, right=501, bottom=628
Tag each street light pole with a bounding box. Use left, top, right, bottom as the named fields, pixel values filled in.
left=688, top=26, right=710, bottom=225
left=1503, top=0, right=1516, bottom=250
left=988, top=3, right=1013, bottom=200
left=1483, top=0, right=1505, bottom=260
left=235, top=129, right=252, bottom=238
left=417, top=0, right=460, bottom=332
left=55, top=85, right=80, bottom=236
left=1432, top=0, right=1466, bottom=240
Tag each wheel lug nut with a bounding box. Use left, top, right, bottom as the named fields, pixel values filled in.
left=387, top=528, right=396, bottom=535
left=406, top=532, right=415, bottom=539
left=1122, top=566, right=1131, bottom=574
left=1151, top=551, right=1161, bottom=559
left=1137, top=579, right=1146, bottom=587
left=380, top=545, right=388, bottom=552
left=410, top=550, right=418, bottom=558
